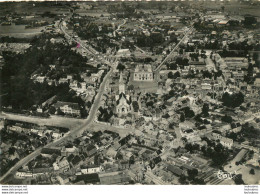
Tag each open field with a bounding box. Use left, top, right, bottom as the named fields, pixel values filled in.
left=0, top=112, right=85, bottom=129
left=188, top=1, right=260, bottom=17
left=0, top=24, right=44, bottom=38
left=0, top=2, right=70, bottom=16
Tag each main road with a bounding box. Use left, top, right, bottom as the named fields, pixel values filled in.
left=154, top=26, right=194, bottom=73
left=0, top=66, right=113, bottom=183
left=0, top=16, right=115, bottom=183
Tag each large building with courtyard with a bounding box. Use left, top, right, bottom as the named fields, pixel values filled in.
left=133, top=64, right=154, bottom=81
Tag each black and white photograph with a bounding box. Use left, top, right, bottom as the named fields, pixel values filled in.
left=0, top=0, right=259, bottom=192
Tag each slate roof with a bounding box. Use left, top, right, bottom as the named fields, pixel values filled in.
left=74, top=173, right=100, bottom=184
left=167, top=165, right=183, bottom=176
left=41, top=148, right=61, bottom=155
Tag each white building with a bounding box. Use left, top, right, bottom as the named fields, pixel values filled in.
left=133, top=64, right=153, bottom=81
left=81, top=165, right=101, bottom=174
left=53, top=101, right=80, bottom=116
left=116, top=49, right=131, bottom=58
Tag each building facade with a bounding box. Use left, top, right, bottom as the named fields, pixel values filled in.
left=133, top=64, right=153, bottom=81
left=53, top=101, right=81, bottom=116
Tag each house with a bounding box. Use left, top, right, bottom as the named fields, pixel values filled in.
left=71, top=155, right=82, bottom=167
left=86, top=144, right=97, bottom=157
left=201, top=83, right=211, bottom=90
left=189, top=60, right=206, bottom=71
left=220, top=137, right=233, bottom=149
left=8, top=125, right=25, bottom=133
left=211, top=132, right=233, bottom=149
left=16, top=171, right=33, bottom=178
left=32, top=167, right=53, bottom=175
left=42, top=95, right=57, bottom=108
left=54, top=157, right=70, bottom=172
left=58, top=78, right=68, bottom=84
left=167, top=165, right=183, bottom=176
left=52, top=132, right=62, bottom=140
left=116, top=49, right=131, bottom=58
left=56, top=175, right=70, bottom=185
left=232, top=71, right=245, bottom=82
left=53, top=101, right=81, bottom=116
left=104, top=147, right=116, bottom=159
left=81, top=165, right=102, bottom=174
left=217, top=20, right=229, bottom=26
left=41, top=148, right=61, bottom=156
left=35, top=76, right=46, bottom=83
left=224, top=57, right=248, bottom=70
left=254, top=78, right=260, bottom=88
left=211, top=132, right=222, bottom=140
left=118, top=160, right=129, bottom=170
left=99, top=171, right=130, bottom=185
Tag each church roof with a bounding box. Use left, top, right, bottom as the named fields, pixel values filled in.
left=119, top=72, right=124, bottom=84
left=116, top=93, right=131, bottom=105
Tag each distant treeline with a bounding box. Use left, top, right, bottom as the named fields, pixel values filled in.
left=0, top=36, right=32, bottom=43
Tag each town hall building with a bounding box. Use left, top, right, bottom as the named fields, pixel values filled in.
left=133, top=64, right=154, bottom=81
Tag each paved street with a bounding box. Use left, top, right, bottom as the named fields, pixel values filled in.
left=0, top=16, right=115, bottom=182
left=154, top=26, right=194, bottom=73
left=0, top=67, right=113, bottom=183
left=0, top=113, right=85, bottom=128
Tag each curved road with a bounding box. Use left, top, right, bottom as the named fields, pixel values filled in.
left=0, top=19, right=115, bottom=183
left=0, top=67, right=112, bottom=183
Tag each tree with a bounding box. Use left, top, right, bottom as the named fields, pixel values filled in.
left=221, top=6, right=225, bottom=12
left=169, top=90, right=176, bottom=97
left=128, top=85, right=134, bottom=91
left=129, top=155, right=135, bottom=165
left=222, top=115, right=233, bottom=123
left=179, top=175, right=188, bottom=184
left=132, top=101, right=139, bottom=112
left=202, top=70, right=212, bottom=79
left=173, top=71, right=181, bottom=79
left=57, top=108, right=65, bottom=116
left=234, top=174, right=244, bottom=185
left=244, top=16, right=257, bottom=27
left=182, top=107, right=195, bottom=118
left=169, top=123, right=175, bottom=129
left=222, top=92, right=244, bottom=108
left=180, top=113, right=185, bottom=122
left=202, top=103, right=209, bottom=117
left=249, top=168, right=255, bottom=175
left=8, top=147, right=16, bottom=155
left=167, top=63, right=177, bottom=70
left=49, top=106, right=56, bottom=114
left=185, top=143, right=193, bottom=153
left=117, top=63, right=125, bottom=71
left=168, top=72, right=174, bottom=79
left=187, top=169, right=198, bottom=181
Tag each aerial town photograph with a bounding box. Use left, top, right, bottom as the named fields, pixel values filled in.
left=0, top=0, right=259, bottom=187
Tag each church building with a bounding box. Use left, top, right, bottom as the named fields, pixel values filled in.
left=116, top=72, right=132, bottom=116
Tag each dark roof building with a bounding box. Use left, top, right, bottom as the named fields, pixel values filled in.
left=167, top=165, right=184, bottom=176
left=41, top=148, right=61, bottom=155
left=74, top=173, right=100, bottom=184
